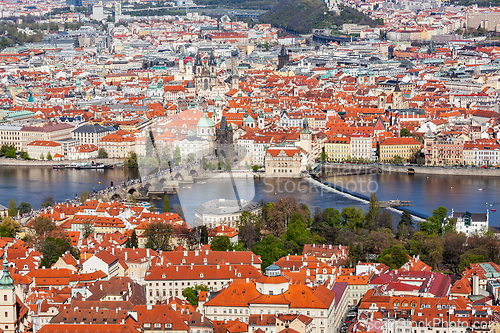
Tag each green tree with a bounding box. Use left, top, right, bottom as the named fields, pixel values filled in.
left=32, top=216, right=56, bottom=237
left=377, top=210, right=393, bottom=230
left=81, top=222, right=94, bottom=239
left=252, top=165, right=259, bottom=172
left=0, top=226, right=11, bottom=238
left=237, top=211, right=262, bottom=248
left=17, top=201, right=32, bottom=215
left=341, top=206, right=365, bottom=231
left=264, top=196, right=310, bottom=237
left=144, top=222, right=172, bottom=251
left=0, top=37, right=9, bottom=49
left=41, top=196, right=54, bottom=209
left=19, top=150, right=29, bottom=160
left=126, top=230, right=139, bottom=248
left=39, top=153, right=44, bottom=160
left=187, top=153, right=195, bottom=164
left=377, top=244, right=409, bottom=269
left=364, top=193, right=380, bottom=231
left=210, top=235, right=234, bottom=251
left=97, top=148, right=108, bottom=158
left=282, top=213, right=311, bottom=255
left=146, top=129, right=156, bottom=157
left=162, top=195, right=170, bottom=213
left=80, top=190, right=90, bottom=204
left=418, top=206, right=448, bottom=235
left=252, top=235, right=287, bottom=270
left=398, top=210, right=414, bottom=238
left=223, top=158, right=231, bottom=172
left=190, top=225, right=209, bottom=246
left=320, top=151, right=328, bottom=163
left=392, top=155, right=404, bottom=164
left=1, top=216, right=20, bottom=237
left=1, top=144, right=16, bottom=158
left=7, top=198, right=17, bottom=217
left=38, top=236, right=77, bottom=268
left=46, top=152, right=52, bottom=160
left=459, top=253, right=486, bottom=272
left=173, top=146, right=181, bottom=166
left=182, top=285, right=209, bottom=306
left=126, top=152, right=138, bottom=168
left=409, top=232, right=443, bottom=269
left=442, top=232, right=467, bottom=275
left=400, top=128, right=410, bottom=137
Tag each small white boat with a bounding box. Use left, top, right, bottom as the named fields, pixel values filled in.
left=478, top=188, right=483, bottom=191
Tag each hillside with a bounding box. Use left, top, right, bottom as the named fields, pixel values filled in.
left=196, top=0, right=276, bottom=10
left=259, top=0, right=381, bottom=34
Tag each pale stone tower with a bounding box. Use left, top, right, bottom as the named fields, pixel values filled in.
left=0, top=258, right=17, bottom=333
left=300, top=117, right=312, bottom=154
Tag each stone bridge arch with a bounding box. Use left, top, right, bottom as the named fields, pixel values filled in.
left=111, top=193, right=122, bottom=201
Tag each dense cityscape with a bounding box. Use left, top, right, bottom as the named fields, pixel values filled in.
left=1, top=0, right=500, bottom=332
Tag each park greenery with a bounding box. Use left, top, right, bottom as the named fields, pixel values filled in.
left=182, top=285, right=209, bottom=306
left=23, top=216, right=80, bottom=268
left=0, top=144, right=30, bottom=160
left=97, top=148, right=109, bottom=159
left=144, top=222, right=173, bottom=251
left=163, top=195, right=170, bottom=213
left=0, top=15, right=84, bottom=50
left=260, top=0, right=382, bottom=34
left=200, top=195, right=496, bottom=275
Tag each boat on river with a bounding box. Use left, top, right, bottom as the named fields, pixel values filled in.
left=75, top=163, right=112, bottom=170
left=52, top=165, right=66, bottom=169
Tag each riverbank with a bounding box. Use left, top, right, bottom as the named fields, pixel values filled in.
left=0, top=157, right=126, bottom=166
left=323, top=163, right=500, bottom=177
left=382, top=165, right=500, bottom=177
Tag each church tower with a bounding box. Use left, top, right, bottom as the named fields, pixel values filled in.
left=367, top=65, right=375, bottom=85
left=258, top=109, right=265, bottom=129
left=356, top=65, right=364, bottom=84
left=277, top=45, right=290, bottom=70
left=0, top=258, right=17, bottom=333
left=230, top=65, right=239, bottom=91
left=300, top=117, right=312, bottom=154
left=214, top=94, right=223, bottom=123
left=392, top=79, right=403, bottom=109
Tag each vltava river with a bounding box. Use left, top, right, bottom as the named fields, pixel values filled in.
left=0, top=166, right=498, bottom=226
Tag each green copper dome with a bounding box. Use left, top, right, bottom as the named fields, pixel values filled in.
left=0, top=258, right=13, bottom=289
left=197, top=113, right=215, bottom=128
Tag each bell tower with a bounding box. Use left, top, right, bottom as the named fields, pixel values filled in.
left=0, top=258, right=16, bottom=333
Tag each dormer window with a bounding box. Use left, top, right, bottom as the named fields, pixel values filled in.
left=162, top=274, right=166, bottom=279
left=154, top=323, right=161, bottom=329
left=144, top=323, right=151, bottom=328
left=200, top=273, right=204, bottom=278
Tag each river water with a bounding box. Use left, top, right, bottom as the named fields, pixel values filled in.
left=0, top=166, right=498, bottom=226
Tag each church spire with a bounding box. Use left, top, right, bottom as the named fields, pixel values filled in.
left=301, top=117, right=311, bottom=134
left=0, top=257, right=13, bottom=289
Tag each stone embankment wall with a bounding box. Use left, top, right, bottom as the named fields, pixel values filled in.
left=321, top=163, right=500, bottom=177
left=381, top=165, right=500, bottom=177
left=0, top=157, right=125, bottom=166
